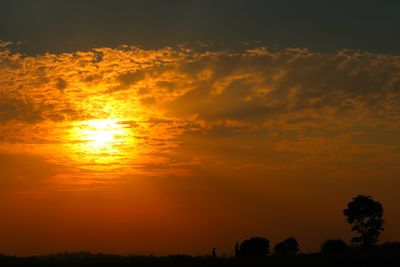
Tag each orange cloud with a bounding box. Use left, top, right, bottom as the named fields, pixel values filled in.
left=0, top=42, right=400, bottom=189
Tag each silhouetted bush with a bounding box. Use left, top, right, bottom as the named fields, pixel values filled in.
left=320, top=239, right=348, bottom=254
left=273, top=237, right=300, bottom=255
left=237, top=237, right=270, bottom=257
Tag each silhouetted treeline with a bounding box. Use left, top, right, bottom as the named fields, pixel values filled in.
left=1, top=246, right=400, bottom=267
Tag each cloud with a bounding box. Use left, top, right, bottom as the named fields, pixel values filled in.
left=118, top=71, right=145, bottom=86
left=0, top=98, right=44, bottom=123
left=55, top=77, right=67, bottom=91
left=1, top=44, right=399, bottom=131
left=171, top=48, right=400, bottom=129
left=1, top=44, right=400, bottom=183
left=107, top=70, right=145, bottom=93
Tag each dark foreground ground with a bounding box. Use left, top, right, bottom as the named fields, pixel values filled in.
left=1, top=250, right=400, bottom=267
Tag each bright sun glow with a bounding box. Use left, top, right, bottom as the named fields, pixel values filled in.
left=82, top=119, right=124, bottom=150
left=64, top=118, right=136, bottom=171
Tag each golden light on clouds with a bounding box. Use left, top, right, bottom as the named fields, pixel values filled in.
left=1, top=42, right=400, bottom=192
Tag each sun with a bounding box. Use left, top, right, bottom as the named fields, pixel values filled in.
left=61, top=118, right=136, bottom=172
left=67, top=118, right=132, bottom=159
left=80, top=119, right=126, bottom=150
left=81, top=119, right=120, bottom=148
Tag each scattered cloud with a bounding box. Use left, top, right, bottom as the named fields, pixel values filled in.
left=1, top=43, right=400, bottom=187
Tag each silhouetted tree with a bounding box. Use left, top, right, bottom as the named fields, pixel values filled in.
left=320, top=239, right=348, bottom=254
left=343, top=195, right=384, bottom=247
left=273, top=237, right=299, bottom=256
left=237, top=237, right=270, bottom=257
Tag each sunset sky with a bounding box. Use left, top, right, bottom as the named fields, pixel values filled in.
left=1, top=0, right=400, bottom=256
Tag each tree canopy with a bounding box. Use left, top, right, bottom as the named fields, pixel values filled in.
left=237, top=237, right=270, bottom=257
left=273, top=237, right=299, bottom=256
left=343, top=195, right=384, bottom=247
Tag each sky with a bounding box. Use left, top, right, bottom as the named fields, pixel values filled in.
left=1, top=0, right=400, bottom=256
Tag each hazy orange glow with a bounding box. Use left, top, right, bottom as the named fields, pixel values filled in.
left=1, top=42, right=400, bottom=256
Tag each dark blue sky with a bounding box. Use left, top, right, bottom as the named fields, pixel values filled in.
left=1, top=0, right=399, bottom=54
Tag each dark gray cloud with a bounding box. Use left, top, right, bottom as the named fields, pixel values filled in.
left=1, top=0, right=400, bottom=54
